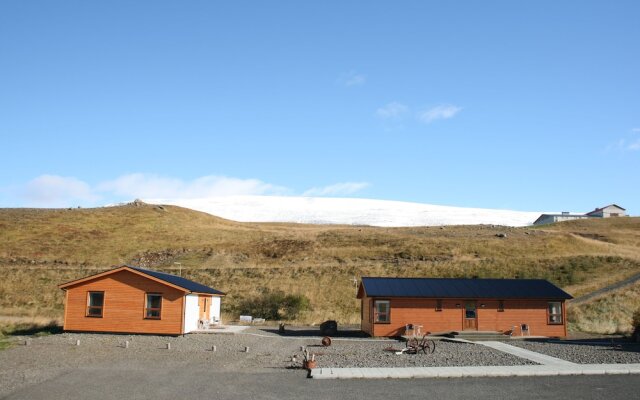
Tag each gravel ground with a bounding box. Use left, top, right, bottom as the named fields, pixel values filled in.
left=0, top=329, right=309, bottom=397
left=509, top=339, right=640, bottom=364
left=0, top=327, right=537, bottom=396
left=311, top=339, right=535, bottom=368
left=9, top=327, right=640, bottom=397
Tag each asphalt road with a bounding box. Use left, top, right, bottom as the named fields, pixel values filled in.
left=3, top=367, right=640, bottom=400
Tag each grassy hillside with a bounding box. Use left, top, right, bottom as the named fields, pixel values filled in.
left=1, top=202, right=639, bottom=331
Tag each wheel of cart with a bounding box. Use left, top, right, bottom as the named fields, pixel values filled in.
left=406, top=334, right=436, bottom=354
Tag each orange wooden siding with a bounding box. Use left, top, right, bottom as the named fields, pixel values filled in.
left=360, top=298, right=371, bottom=334
left=362, top=297, right=567, bottom=337
left=63, top=269, right=186, bottom=335
left=475, top=299, right=566, bottom=337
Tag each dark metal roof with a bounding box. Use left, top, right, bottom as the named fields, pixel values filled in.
left=128, top=266, right=225, bottom=295
left=360, top=277, right=572, bottom=299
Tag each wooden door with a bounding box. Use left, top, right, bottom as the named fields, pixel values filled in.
left=463, top=300, right=477, bottom=330
left=198, top=296, right=210, bottom=321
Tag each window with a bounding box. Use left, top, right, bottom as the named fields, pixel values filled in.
left=465, top=301, right=477, bottom=319
left=435, top=299, right=443, bottom=311
left=145, top=293, right=162, bottom=319
left=86, top=291, right=104, bottom=317
left=548, top=302, right=563, bottom=324
left=374, top=300, right=390, bottom=323
left=498, top=300, right=505, bottom=312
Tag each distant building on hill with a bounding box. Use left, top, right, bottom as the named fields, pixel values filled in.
left=532, top=212, right=591, bottom=225
left=585, top=204, right=626, bottom=218
left=533, top=204, right=627, bottom=226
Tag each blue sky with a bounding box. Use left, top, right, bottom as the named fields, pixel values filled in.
left=1, top=1, right=638, bottom=213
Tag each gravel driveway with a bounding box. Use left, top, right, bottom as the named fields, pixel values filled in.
left=1, top=329, right=307, bottom=397
left=3, top=328, right=639, bottom=397
left=508, top=340, right=640, bottom=364
left=0, top=327, right=537, bottom=396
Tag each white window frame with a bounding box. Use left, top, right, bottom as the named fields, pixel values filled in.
left=86, top=291, right=104, bottom=318
left=145, top=293, right=163, bottom=320
left=374, top=300, right=390, bottom=323
left=548, top=301, right=563, bottom=324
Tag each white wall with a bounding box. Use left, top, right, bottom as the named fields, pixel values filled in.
left=602, top=205, right=626, bottom=217
left=183, top=294, right=200, bottom=333
left=211, top=297, right=221, bottom=323
left=555, top=215, right=591, bottom=222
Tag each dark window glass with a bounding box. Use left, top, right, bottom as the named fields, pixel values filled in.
left=145, top=294, right=162, bottom=319
left=436, top=299, right=443, bottom=311
left=87, top=292, right=104, bottom=317
left=465, top=301, right=476, bottom=319
left=374, top=300, right=390, bottom=323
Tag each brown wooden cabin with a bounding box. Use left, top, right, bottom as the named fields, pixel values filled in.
left=59, top=265, right=225, bottom=335
left=357, top=277, right=572, bottom=337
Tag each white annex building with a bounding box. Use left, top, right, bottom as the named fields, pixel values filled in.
left=533, top=204, right=627, bottom=226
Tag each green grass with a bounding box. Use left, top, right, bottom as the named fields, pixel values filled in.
left=0, top=319, right=62, bottom=351
left=568, top=281, right=640, bottom=334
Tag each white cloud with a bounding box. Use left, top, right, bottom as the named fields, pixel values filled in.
left=627, top=139, right=640, bottom=151
left=376, top=102, right=409, bottom=119
left=341, top=71, right=366, bottom=87
left=302, top=182, right=370, bottom=197
left=22, top=175, right=99, bottom=207
left=97, top=174, right=289, bottom=198
left=346, top=74, right=366, bottom=86
left=8, top=174, right=372, bottom=207
left=609, top=128, right=640, bottom=152
left=417, top=104, right=462, bottom=123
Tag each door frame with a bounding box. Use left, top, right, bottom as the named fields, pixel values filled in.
left=198, top=295, right=211, bottom=322
left=463, top=300, right=478, bottom=331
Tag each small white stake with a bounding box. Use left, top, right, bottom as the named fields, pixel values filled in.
left=125, top=341, right=129, bottom=349
left=212, top=345, right=216, bottom=352
left=25, top=340, right=30, bottom=346
left=244, top=346, right=250, bottom=352
left=166, top=343, right=171, bottom=350
left=76, top=339, right=80, bottom=346
left=300, top=346, right=305, bottom=351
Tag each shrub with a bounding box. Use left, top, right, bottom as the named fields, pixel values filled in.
left=633, top=308, right=640, bottom=331
left=235, top=290, right=311, bottom=321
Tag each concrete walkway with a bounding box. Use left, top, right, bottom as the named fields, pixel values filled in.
left=478, top=341, right=575, bottom=365
left=309, top=364, right=640, bottom=379
left=192, top=325, right=249, bottom=334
